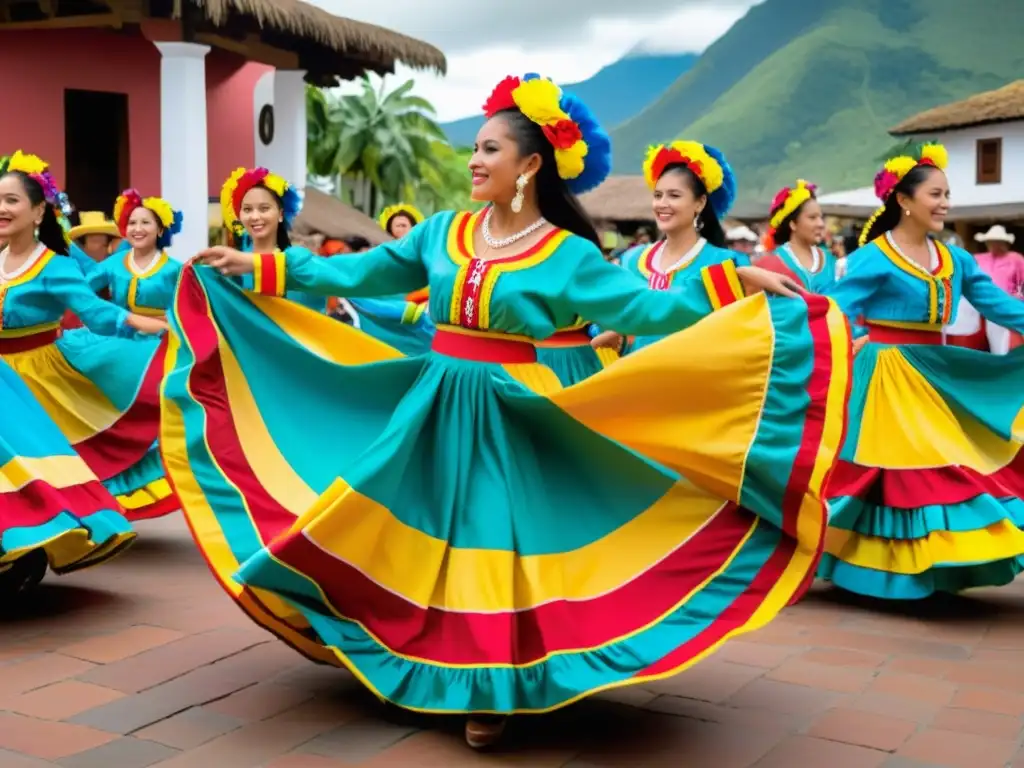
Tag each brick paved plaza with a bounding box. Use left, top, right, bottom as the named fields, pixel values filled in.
left=0, top=516, right=1022, bottom=767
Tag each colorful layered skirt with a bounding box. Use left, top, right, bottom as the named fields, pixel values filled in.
left=1, top=327, right=177, bottom=521
left=161, top=264, right=850, bottom=714
left=0, top=357, right=135, bottom=586
left=536, top=327, right=618, bottom=386
left=819, top=325, right=1024, bottom=599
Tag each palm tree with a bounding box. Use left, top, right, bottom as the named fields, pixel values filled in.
left=409, top=144, right=479, bottom=216
left=306, top=76, right=450, bottom=216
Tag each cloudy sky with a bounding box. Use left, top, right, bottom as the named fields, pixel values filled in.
left=307, top=0, right=762, bottom=121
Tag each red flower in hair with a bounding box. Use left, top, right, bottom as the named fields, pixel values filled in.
left=483, top=76, right=521, bottom=118
left=116, top=188, right=144, bottom=236
left=651, top=149, right=704, bottom=188
left=542, top=119, right=582, bottom=150
left=232, top=167, right=270, bottom=215
left=770, top=188, right=791, bottom=213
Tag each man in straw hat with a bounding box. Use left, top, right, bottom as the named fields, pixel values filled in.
left=945, top=225, right=1024, bottom=354
left=68, top=210, right=122, bottom=263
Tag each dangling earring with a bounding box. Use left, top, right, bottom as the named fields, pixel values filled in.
left=694, top=213, right=704, bottom=232
left=511, top=174, right=528, bottom=214
left=903, top=209, right=910, bottom=216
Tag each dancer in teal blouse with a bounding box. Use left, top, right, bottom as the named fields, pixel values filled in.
left=819, top=143, right=1024, bottom=599
left=593, top=140, right=753, bottom=356
left=164, top=74, right=848, bottom=750
left=59, top=188, right=183, bottom=520
left=758, top=180, right=846, bottom=294
left=0, top=153, right=169, bottom=522
left=220, top=167, right=326, bottom=314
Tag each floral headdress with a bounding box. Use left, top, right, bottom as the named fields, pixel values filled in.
left=220, top=167, right=301, bottom=239
left=763, top=179, right=817, bottom=250
left=482, top=73, right=611, bottom=195
left=378, top=203, right=424, bottom=234
left=113, top=188, right=183, bottom=249
left=0, top=150, right=73, bottom=240
left=859, top=142, right=948, bottom=246
left=642, top=140, right=737, bottom=219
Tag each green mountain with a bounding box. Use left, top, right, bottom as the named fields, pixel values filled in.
left=611, top=0, right=1024, bottom=207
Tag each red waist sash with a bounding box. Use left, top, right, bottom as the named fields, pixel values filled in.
left=0, top=329, right=59, bottom=353
left=866, top=323, right=941, bottom=346
left=431, top=327, right=537, bottom=363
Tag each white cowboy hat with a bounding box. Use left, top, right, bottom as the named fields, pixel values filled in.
left=975, top=225, right=1015, bottom=244
left=726, top=225, right=759, bottom=243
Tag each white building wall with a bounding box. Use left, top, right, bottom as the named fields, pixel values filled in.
left=922, top=120, right=1024, bottom=206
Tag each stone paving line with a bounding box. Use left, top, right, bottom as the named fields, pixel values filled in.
left=0, top=516, right=1021, bottom=767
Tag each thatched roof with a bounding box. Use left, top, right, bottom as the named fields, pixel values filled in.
left=579, top=175, right=653, bottom=222
left=890, top=79, right=1024, bottom=135
left=186, top=0, right=446, bottom=79
left=291, top=188, right=391, bottom=244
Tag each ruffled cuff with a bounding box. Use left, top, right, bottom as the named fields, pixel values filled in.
left=700, top=260, right=745, bottom=310
left=252, top=251, right=287, bottom=297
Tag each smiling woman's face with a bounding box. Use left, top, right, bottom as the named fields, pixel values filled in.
left=0, top=174, right=42, bottom=241
left=240, top=186, right=282, bottom=240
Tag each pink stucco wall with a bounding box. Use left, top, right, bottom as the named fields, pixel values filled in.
left=0, top=28, right=161, bottom=191
left=206, top=52, right=271, bottom=197
left=0, top=27, right=271, bottom=199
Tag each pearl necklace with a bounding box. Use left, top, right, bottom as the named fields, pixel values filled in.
left=481, top=207, right=546, bottom=249
left=130, top=248, right=160, bottom=276
left=656, top=237, right=706, bottom=274
left=885, top=232, right=937, bottom=273
left=784, top=243, right=821, bottom=274
left=0, top=243, right=43, bottom=284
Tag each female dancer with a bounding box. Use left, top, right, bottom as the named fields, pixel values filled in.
left=379, top=202, right=423, bottom=241
left=758, top=180, right=846, bottom=293
left=0, top=356, right=135, bottom=595
left=593, top=140, right=746, bottom=355
left=820, top=143, right=1024, bottom=599
left=0, top=153, right=168, bottom=518
left=221, top=167, right=326, bottom=314
left=166, top=73, right=847, bottom=748
left=59, top=189, right=182, bottom=520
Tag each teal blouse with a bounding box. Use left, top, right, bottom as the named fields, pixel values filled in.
left=0, top=247, right=130, bottom=336
left=829, top=236, right=1024, bottom=333
left=619, top=239, right=751, bottom=352
left=245, top=210, right=747, bottom=340
left=773, top=243, right=842, bottom=294
left=71, top=245, right=180, bottom=315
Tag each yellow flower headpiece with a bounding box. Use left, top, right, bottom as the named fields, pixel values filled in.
left=482, top=74, right=611, bottom=194
left=113, top=189, right=183, bottom=248
left=378, top=203, right=424, bottom=234
left=220, top=166, right=299, bottom=237
left=7, top=150, right=48, bottom=178
left=769, top=180, right=816, bottom=232
left=642, top=140, right=736, bottom=217
left=859, top=142, right=949, bottom=246
left=1, top=150, right=73, bottom=240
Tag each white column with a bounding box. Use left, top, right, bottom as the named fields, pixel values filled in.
left=154, top=41, right=210, bottom=262
left=257, top=69, right=307, bottom=194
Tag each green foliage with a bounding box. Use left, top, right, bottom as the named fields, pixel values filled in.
left=610, top=0, right=1024, bottom=207
left=306, top=76, right=474, bottom=218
